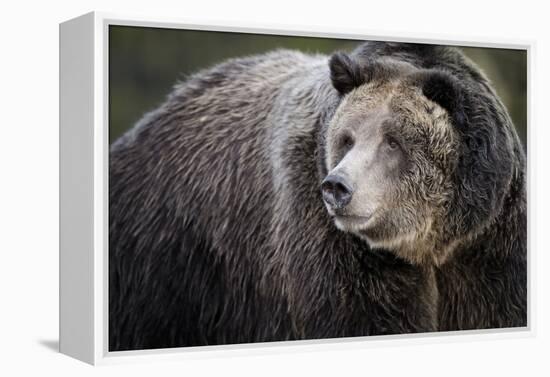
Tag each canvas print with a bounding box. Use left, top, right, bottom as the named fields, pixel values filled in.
left=108, top=26, right=527, bottom=351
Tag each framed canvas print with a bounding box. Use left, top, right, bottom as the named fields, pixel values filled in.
left=59, top=12, right=531, bottom=365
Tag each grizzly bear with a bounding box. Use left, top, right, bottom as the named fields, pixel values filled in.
left=109, top=42, right=526, bottom=351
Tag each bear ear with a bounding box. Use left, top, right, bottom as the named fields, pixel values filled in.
left=417, top=70, right=468, bottom=129
left=329, top=52, right=366, bottom=95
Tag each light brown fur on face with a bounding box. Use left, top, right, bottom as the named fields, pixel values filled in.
left=324, top=78, right=460, bottom=266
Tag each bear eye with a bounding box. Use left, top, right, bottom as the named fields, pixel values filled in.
left=386, top=136, right=400, bottom=151
left=340, top=134, right=355, bottom=150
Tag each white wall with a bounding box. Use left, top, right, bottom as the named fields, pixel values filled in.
left=1, top=0, right=548, bottom=375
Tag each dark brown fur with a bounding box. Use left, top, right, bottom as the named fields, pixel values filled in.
left=109, top=43, right=526, bottom=351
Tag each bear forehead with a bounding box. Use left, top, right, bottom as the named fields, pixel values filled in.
left=336, top=82, right=454, bottom=139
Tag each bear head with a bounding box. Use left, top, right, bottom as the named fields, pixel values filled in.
left=321, top=43, right=520, bottom=266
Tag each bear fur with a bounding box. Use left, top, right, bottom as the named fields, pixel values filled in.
left=109, top=42, right=526, bottom=351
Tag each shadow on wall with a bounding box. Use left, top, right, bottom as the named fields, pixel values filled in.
left=109, top=26, right=527, bottom=149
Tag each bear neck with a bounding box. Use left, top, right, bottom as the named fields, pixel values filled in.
left=445, top=166, right=526, bottom=265
left=434, top=165, right=527, bottom=330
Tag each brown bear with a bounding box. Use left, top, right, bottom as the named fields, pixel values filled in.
left=108, top=41, right=526, bottom=351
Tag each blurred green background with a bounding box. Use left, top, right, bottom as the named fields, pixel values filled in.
left=109, top=26, right=527, bottom=148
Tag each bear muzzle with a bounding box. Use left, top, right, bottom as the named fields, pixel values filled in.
left=321, top=174, right=354, bottom=210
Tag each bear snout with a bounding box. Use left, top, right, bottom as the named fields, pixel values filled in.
left=321, top=174, right=354, bottom=209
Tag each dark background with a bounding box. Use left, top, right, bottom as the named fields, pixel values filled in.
left=109, top=26, right=527, bottom=148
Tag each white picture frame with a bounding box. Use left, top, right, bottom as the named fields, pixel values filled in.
left=59, top=11, right=534, bottom=365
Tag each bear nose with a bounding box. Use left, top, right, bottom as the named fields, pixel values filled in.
left=321, top=174, right=353, bottom=209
